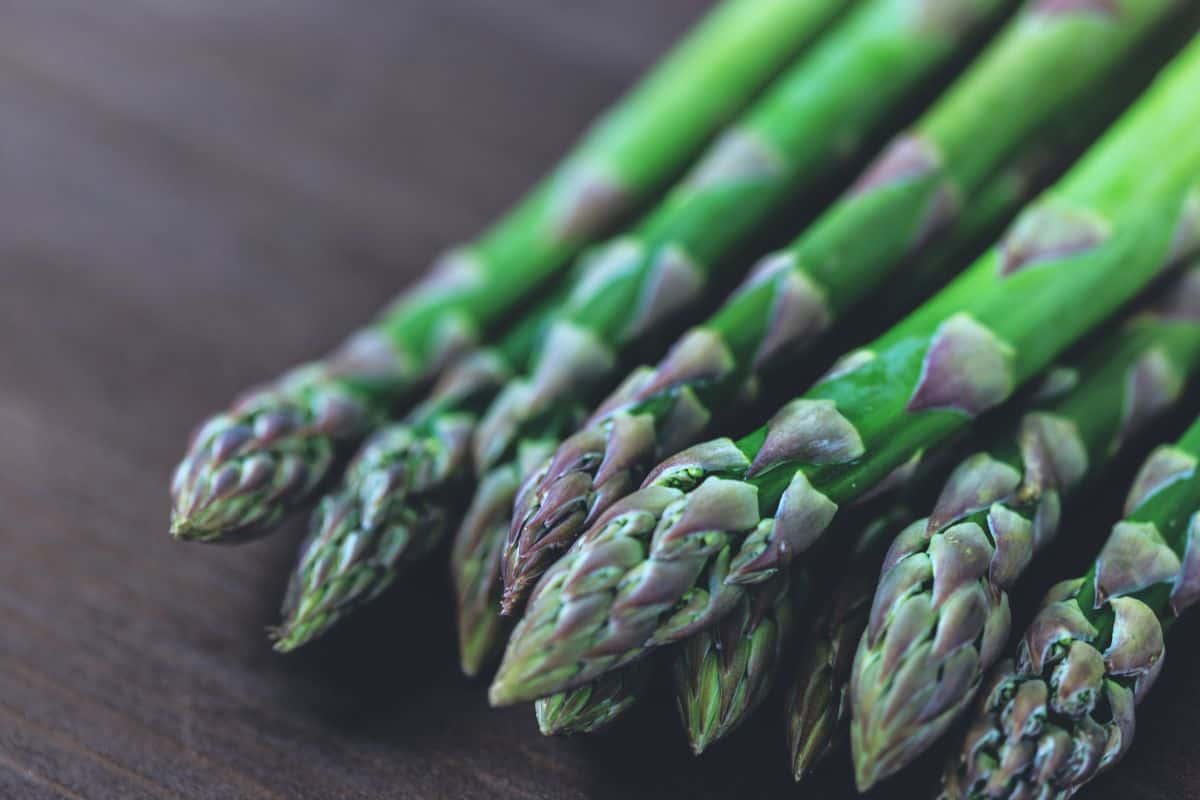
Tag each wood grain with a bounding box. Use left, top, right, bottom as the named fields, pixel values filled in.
left=1, top=2, right=1198, bottom=798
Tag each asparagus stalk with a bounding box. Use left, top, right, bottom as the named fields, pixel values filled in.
left=673, top=570, right=796, bottom=754
left=787, top=571, right=879, bottom=781
left=535, top=660, right=655, bottom=736
left=489, top=42, right=1200, bottom=706
left=450, top=0, right=1012, bottom=671
left=940, top=413, right=1200, bottom=799
left=167, top=0, right=846, bottom=543
left=453, top=443, right=555, bottom=676
left=272, top=297, right=560, bottom=650
left=850, top=263, right=1200, bottom=789
left=502, top=0, right=1179, bottom=612
left=786, top=507, right=917, bottom=780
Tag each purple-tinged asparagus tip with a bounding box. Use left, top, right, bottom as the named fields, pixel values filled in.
left=453, top=459, right=535, bottom=678
left=169, top=382, right=375, bottom=542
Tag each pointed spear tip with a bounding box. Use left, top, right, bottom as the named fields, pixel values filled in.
left=852, top=730, right=890, bottom=793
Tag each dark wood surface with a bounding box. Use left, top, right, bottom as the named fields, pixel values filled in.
left=4, top=2, right=1200, bottom=798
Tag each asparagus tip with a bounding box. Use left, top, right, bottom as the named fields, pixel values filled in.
left=268, top=623, right=304, bottom=654
left=852, top=745, right=887, bottom=793
left=167, top=514, right=192, bottom=540
left=168, top=510, right=240, bottom=543
left=460, top=655, right=484, bottom=680
left=535, top=713, right=557, bottom=737
left=487, top=679, right=513, bottom=707
left=457, top=602, right=506, bottom=679
left=498, top=584, right=524, bottom=617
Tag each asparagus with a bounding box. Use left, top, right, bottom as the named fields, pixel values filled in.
left=941, top=413, right=1200, bottom=799
left=489, top=43, right=1200, bottom=706
left=535, top=660, right=654, bottom=736
left=167, top=0, right=845, bottom=543
left=452, top=0, right=1012, bottom=669
left=501, top=0, right=1178, bottom=611
left=786, top=508, right=917, bottom=780
left=453, top=444, right=555, bottom=676
left=787, top=572, right=878, bottom=781
left=673, top=570, right=796, bottom=754
left=272, top=297, right=560, bottom=650
left=849, top=263, right=1200, bottom=790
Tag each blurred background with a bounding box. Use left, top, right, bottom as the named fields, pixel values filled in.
left=3, top=2, right=1200, bottom=798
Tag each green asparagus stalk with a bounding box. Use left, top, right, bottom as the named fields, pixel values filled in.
left=786, top=507, right=918, bottom=780
left=940, top=413, right=1200, bottom=799
left=849, top=263, right=1200, bottom=790
left=535, top=660, right=655, bottom=736
left=489, top=41, right=1200, bottom=706
left=673, top=570, right=796, bottom=754
left=450, top=0, right=1012, bottom=671
left=452, top=443, right=556, bottom=677
left=272, top=297, right=561, bottom=650
left=787, top=571, right=879, bottom=781
left=167, top=0, right=846, bottom=543
left=502, top=0, right=1180, bottom=612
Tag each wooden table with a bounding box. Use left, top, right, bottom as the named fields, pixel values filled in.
left=3, top=2, right=1199, bottom=797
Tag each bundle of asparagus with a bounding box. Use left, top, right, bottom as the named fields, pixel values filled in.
left=490, top=26, right=1200, bottom=709
left=449, top=0, right=1017, bottom=675
left=278, top=0, right=1012, bottom=663
left=502, top=0, right=1180, bottom=614
left=168, top=0, right=1200, bottom=794
left=494, top=0, right=1193, bottom=747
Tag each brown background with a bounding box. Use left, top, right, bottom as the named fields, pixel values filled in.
left=3, top=1, right=1199, bottom=798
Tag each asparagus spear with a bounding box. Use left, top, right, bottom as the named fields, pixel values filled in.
left=272, top=297, right=561, bottom=650
left=502, top=0, right=1180, bottom=612
left=850, top=263, right=1200, bottom=790
left=489, top=43, right=1200, bottom=706
left=453, top=443, right=554, bottom=676
left=449, top=0, right=1012, bottom=671
left=786, top=508, right=917, bottom=780
left=787, top=571, right=879, bottom=781
left=167, top=0, right=846, bottom=543
left=673, top=570, right=796, bottom=754
left=535, top=660, right=654, bottom=736
left=940, top=413, right=1200, bottom=799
